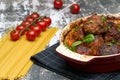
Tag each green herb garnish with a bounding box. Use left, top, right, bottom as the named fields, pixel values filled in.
left=89, top=19, right=93, bottom=23
left=102, top=16, right=107, bottom=24
left=91, top=47, right=94, bottom=51
left=74, top=26, right=79, bottom=32
left=107, top=42, right=113, bottom=46
left=68, top=34, right=95, bottom=52
left=111, top=40, right=119, bottom=45
left=117, top=25, right=120, bottom=28
left=82, top=34, right=95, bottom=43
left=107, top=40, right=119, bottom=46
left=108, top=26, right=111, bottom=29
left=65, top=42, right=71, bottom=49
left=71, top=41, right=82, bottom=52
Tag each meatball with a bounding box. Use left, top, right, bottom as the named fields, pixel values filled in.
left=99, top=44, right=120, bottom=55
left=104, top=23, right=120, bottom=42
left=76, top=46, right=92, bottom=55
left=83, top=14, right=108, bottom=34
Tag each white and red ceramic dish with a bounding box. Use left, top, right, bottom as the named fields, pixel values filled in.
left=56, top=14, right=120, bottom=73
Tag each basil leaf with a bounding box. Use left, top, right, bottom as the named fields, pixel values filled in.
left=117, top=25, right=120, bottom=28
left=65, top=42, right=71, bottom=49
left=82, top=34, right=95, bottom=43
left=71, top=41, right=82, bottom=52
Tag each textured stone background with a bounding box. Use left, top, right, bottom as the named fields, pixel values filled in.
left=0, top=0, right=120, bottom=80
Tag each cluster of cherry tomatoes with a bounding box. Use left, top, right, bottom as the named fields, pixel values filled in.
left=10, top=12, right=51, bottom=41
left=53, top=0, right=80, bottom=14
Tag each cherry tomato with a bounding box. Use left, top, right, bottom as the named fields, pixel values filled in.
left=26, top=16, right=35, bottom=23
left=37, top=21, right=47, bottom=31
left=16, top=25, right=26, bottom=35
left=43, top=17, right=52, bottom=26
left=30, top=12, right=40, bottom=19
left=26, top=30, right=37, bottom=41
left=30, top=25, right=41, bottom=36
left=16, top=25, right=25, bottom=31
left=22, top=21, right=31, bottom=26
left=70, top=4, right=80, bottom=14
left=10, top=30, right=20, bottom=41
left=54, top=0, right=63, bottom=9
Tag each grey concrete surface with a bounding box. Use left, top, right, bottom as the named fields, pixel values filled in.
left=0, top=0, right=120, bottom=80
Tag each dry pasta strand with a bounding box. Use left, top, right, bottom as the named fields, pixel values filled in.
left=0, top=28, right=58, bottom=79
